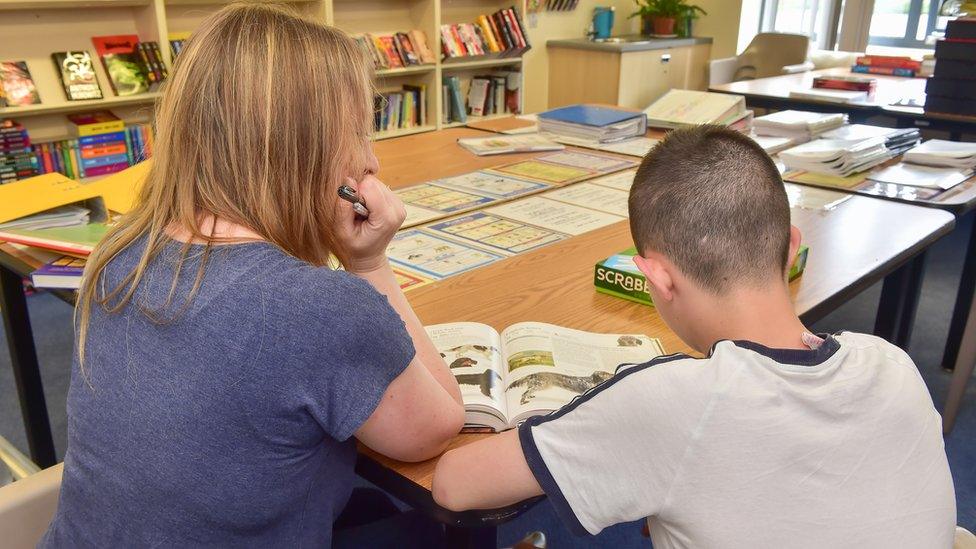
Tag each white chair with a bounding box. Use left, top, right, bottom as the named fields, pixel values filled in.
left=709, top=32, right=813, bottom=87
left=0, top=463, right=62, bottom=548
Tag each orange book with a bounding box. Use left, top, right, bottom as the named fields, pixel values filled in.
left=80, top=143, right=127, bottom=159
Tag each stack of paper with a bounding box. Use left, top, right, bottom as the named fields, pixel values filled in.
left=537, top=105, right=647, bottom=143
left=750, top=134, right=798, bottom=155
left=753, top=110, right=847, bottom=140
left=457, top=134, right=564, bottom=156
left=643, top=90, right=748, bottom=130
left=779, top=137, right=891, bottom=176
left=0, top=205, right=89, bottom=231
left=788, top=88, right=868, bottom=104
left=903, top=139, right=976, bottom=169
left=867, top=163, right=973, bottom=190
left=820, top=124, right=920, bottom=156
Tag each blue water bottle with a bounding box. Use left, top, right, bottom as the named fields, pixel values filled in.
left=593, top=7, right=615, bottom=40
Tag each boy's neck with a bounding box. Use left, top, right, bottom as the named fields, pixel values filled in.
left=696, top=284, right=811, bottom=353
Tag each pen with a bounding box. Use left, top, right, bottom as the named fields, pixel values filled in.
left=338, top=185, right=370, bottom=217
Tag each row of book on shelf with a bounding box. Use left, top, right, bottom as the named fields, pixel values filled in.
left=1, top=111, right=152, bottom=184
left=0, top=35, right=167, bottom=107
left=354, top=31, right=437, bottom=71
left=440, top=7, right=531, bottom=60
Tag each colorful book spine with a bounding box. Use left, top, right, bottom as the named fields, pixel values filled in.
left=851, top=65, right=916, bottom=77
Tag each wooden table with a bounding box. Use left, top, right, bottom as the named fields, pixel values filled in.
left=0, top=127, right=957, bottom=547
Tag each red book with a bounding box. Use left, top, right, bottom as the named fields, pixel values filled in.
left=855, top=55, right=921, bottom=70
left=378, top=36, right=403, bottom=68
left=91, top=35, right=151, bottom=96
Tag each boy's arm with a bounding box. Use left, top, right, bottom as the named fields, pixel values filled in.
left=432, top=429, right=543, bottom=511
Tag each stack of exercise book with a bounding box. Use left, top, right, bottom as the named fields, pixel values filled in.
left=538, top=104, right=647, bottom=143
left=0, top=120, right=39, bottom=184
left=644, top=90, right=752, bottom=132
left=819, top=124, right=920, bottom=157
left=903, top=139, right=976, bottom=169
left=753, top=111, right=846, bottom=141
left=779, top=136, right=891, bottom=177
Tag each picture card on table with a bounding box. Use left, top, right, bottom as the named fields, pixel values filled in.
left=387, top=230, right=505, bottom=279
left=424, top=211, right=569, bottom=255
left=432, top=171, right=550, bottom=199
left=485, top=196, right=625, bottom=236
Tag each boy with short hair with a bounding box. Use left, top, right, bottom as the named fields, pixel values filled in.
left=431, top=125, right=956, bottom=548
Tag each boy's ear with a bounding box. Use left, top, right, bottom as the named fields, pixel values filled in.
left=633, top=253, right=675, bottom=302
left=787, top=225, right=802, bottom=271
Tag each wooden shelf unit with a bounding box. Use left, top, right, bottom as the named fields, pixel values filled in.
left=0, top=0, right=528, bottom=140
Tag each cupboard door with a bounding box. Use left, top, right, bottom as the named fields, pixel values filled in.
left=547, top=47, right=621, bottom=109
left=618, top=49, right=673, bottom=109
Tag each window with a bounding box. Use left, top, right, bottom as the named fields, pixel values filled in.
left=755, top=0, right=839, bottom=49
left=868, top=0, right=951, bottom=49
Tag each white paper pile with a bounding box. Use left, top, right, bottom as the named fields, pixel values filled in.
left=903, top=139, right=976, bottom=169
left=753, top=110, right=847, bottom=141
left=820, top=124, right=920, bottom=156
left=788, top=88, right=868, bottom=104
left=867, top=163, right=973, bottom=190
left=0, top=205, right=89, bottom=231
left=779, top=137, right=891, bottom=176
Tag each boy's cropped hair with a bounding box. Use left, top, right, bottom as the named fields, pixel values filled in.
left=629, top=125, right=791, bottom=293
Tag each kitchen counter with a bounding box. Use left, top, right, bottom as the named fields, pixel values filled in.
left=547, top=35, right=713, bottom=53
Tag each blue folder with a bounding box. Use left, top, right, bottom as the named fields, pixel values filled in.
left=538, top=104, right=644, bottom=127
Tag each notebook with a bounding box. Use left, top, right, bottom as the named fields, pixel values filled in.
left=643, top=90, right=745, bottom=129
left=538, top=105, right=647, bottom=142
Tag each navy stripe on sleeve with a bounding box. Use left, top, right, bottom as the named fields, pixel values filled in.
left=516, top=352, right=696, bottom=536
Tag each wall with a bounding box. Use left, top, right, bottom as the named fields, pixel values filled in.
left=688, top=0, right=744, bottom=59
left=520, top=1, right=638, bottom=113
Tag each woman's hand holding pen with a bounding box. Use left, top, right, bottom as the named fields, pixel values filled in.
left=335, top=174, right=407, bottom=275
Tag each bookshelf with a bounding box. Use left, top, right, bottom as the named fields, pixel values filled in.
left=0, top=0, right=527, bottom=142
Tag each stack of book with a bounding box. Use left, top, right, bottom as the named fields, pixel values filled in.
left=375, top=85, right=426, bottom=133
left=0, top=61, right=41, bottom=107
left=851, top=55, right=921, bottom=77
left=811, top=74, right=877, bottom=96
left=643, top=90, right=751, bottom=132
left=355, top=31, right=436, bottom=70
left=904, top=139, right=976, bottom=169
left=927, top=18, right=976, bottom=116
left=538, top=104, right=647, bottom=142
left=780, top=137, right=892, bottom=177
left=819, top=124, right=920, bottom=156
left=753, top=110, right=847, bottom=141
left=67, top=111, right=130, bottom=177
left=440, top=7, right=531, bottom=60
left=0, top=120, right=39, bottom=184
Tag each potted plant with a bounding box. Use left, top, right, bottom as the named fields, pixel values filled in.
left=677, top=3, right=707, bottom=37
left=630, top=0, right=705, bottom=37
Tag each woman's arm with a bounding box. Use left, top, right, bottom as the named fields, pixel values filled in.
left=338, top=175, right=462, bottom=405
left=353, top=262, right=463, bottom=405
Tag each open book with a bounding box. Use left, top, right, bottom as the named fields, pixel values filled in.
left=427, top=322, right=665, bottom=431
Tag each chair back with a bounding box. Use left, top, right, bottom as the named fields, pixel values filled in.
left=0, top=463, right=62, bottom=548
left=734, top=32, right=812, bottom=81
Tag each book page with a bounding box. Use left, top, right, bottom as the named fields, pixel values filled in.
left=426, top=322, right=508, bottom=430
left=485, top=196, right=625, bottom=235
left=432, top=171, right=549, bottom=199
left=423, top=211, right=569, bottom=255
left=500, top=322, right=665, bottom=425
left=588, top=169, right=637, bottom=192
left=544, top=183, right=630, bottom=217
left=386, top=229, right=505, bottom=279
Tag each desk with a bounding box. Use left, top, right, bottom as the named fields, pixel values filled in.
left=0, top=128, right=957, bottom=548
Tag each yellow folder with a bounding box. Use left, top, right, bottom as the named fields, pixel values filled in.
left=86, top=161, right=149, bottom=214
left=0, top=173, right=104, bottom=225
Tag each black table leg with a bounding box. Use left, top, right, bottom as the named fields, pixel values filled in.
left=943, top=212, right=976, bottom=371
left=874, top=252, right=927, bottom=350
left=0, top=264, right=56, bottom=468
left=446, top=525, right=497, bottom=549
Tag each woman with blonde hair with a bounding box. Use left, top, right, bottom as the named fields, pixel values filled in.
left=41, top=4, right=463, bottom=546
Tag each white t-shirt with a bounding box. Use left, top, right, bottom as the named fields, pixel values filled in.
left=518, top=332, right=956, bottom=549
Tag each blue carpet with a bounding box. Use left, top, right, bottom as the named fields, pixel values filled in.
left=1, top=215, right=974, bottom=547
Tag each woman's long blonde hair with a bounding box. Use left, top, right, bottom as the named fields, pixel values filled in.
left=76, top=3, right=375, bottom=375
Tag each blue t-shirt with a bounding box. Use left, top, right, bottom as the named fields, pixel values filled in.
left=41, top=238, right=414, bottom=547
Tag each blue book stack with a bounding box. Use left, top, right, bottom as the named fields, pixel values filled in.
left=538, top=104, right=647, bottom=142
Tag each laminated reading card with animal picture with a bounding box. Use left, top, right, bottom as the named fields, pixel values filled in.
left=396, top=182, right=501, bottom=228
left=427, top=322, right=665, bottom=431
left=386, top=229, right=505, bottom=279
